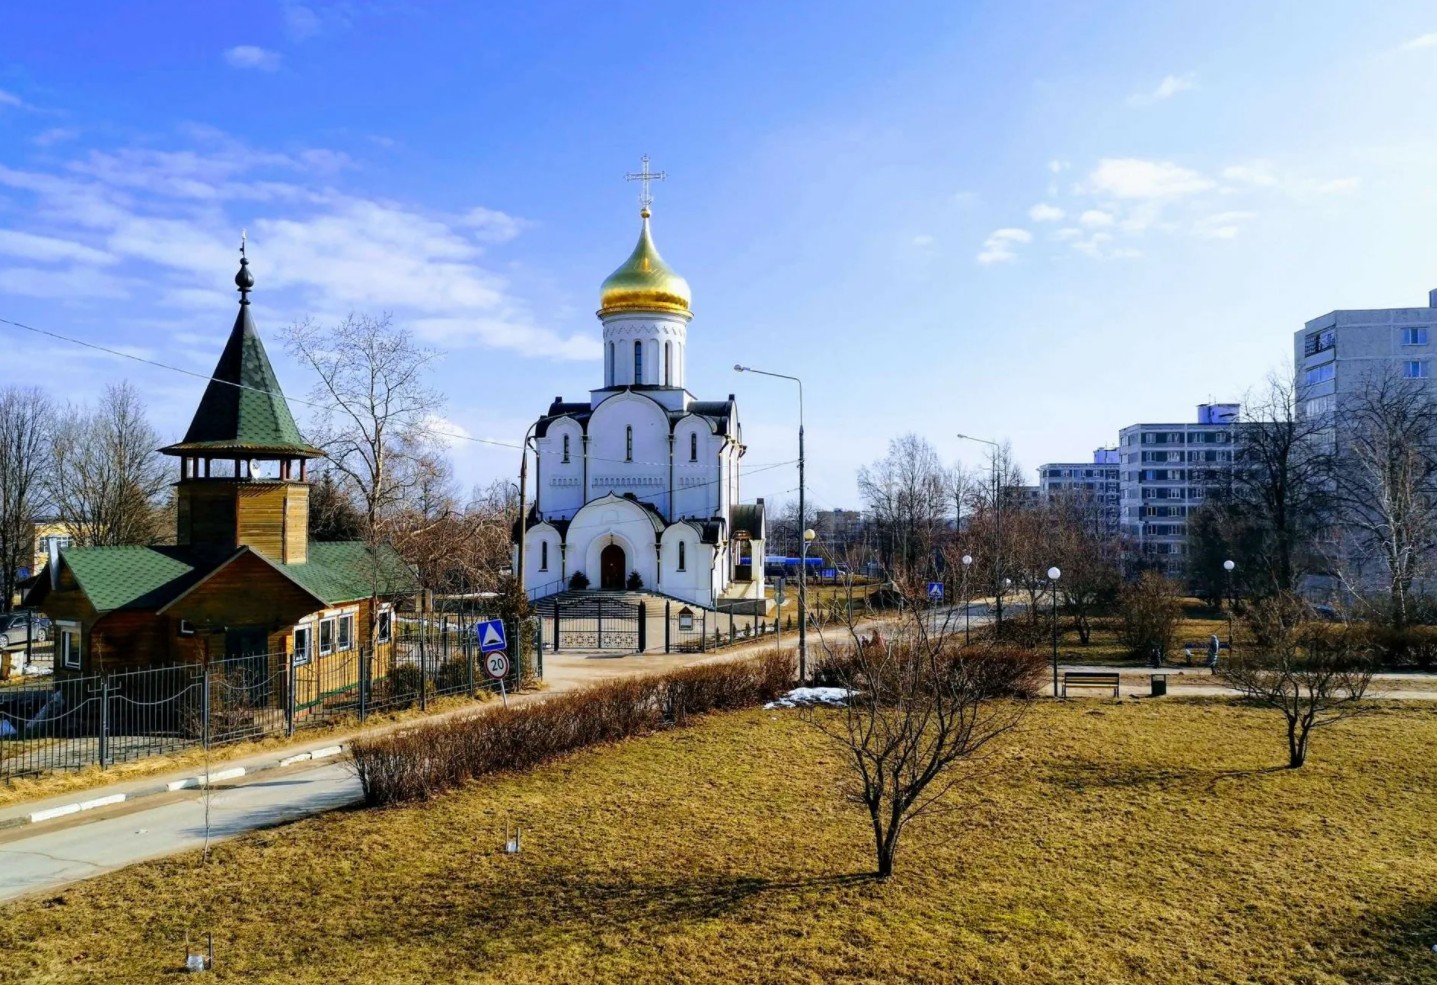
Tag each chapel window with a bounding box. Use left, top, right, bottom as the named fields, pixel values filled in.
left=690, top=432, right=698, bottom=461
left=562, top=434, right=570, bottom=463
left=664, top=342, right=672, bottom=386
left=540, top=541, right=549, bottom=571
left=678, top=541, right=687, bottom=571
left=626, top=426, right=633, bottom=462
left=634, top=341, right=643, bottom=383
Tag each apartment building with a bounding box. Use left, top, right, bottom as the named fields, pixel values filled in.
left=1118, top=404, right=1239, bottom=578
left=1038, top=448, right=1120, bottom=535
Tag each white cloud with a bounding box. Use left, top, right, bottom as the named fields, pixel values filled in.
left=460, top=205, right=523, bottom=243
left=951, top=190, right=979, bottom=208
left=32, top=127, right=79, bottom=147
left=1079, top=209, right=1114, bottom=228
left=1194, top=210, right=1257, bottom=239
left=1222, top=161, right=1359, bottom=196
left=976, top=227, right=1031, bottom=265
left=1402, top=32, right=1437, bottom=50
left=284, top=3, right=324, bottom=40
left=912, top=233, right=936, bottom=247
left=1086, top=158, right=1214, bottom=199
left=0, top=90, right=24, bottom=109
left=1027, top=203, right=1065, bottom=222
left=1128, top=73, right=1196, bottom=106
left=224, top=45, right=281, bottom=71
left=1047, top=159, right=1069, bottom=174
left=1052, top=227, right=1082, bottom=242
left=1221, top=161, right=1279, bottom=187
left=0, top=229, right=117, bottom=265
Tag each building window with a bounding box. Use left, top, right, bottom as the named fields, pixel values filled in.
left=664, top=342, right=672, bottom=385
left=540, top=541, right=549, bottom=571
left=562, top=434, right=570, bottom=463
left=338, top=613, right=354, bottom=651
left=319, top=618, right=334, bottom=655
left=634, top=341, right=643, bottom=383
left=59, top=621, right=81, bottom=669
left=1406, top=360, right=1430, bottom=379
left=377, top=607, right=393, bottom=644
left=1304, top=329, right=1336, bottom=356
left=677, top=541, right=686, bottom=571
left=626, top=425, right=633, bottom=462
left=1403, top=327, right=1429, bottom=346
left=690, top=432, right=698, bottom=462
left=293, top=625, right=312, bottom=666
left=1304, top=363, right=1334, bottom=385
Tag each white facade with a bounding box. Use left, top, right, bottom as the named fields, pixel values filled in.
left=516, top=212, right=766, bottom=610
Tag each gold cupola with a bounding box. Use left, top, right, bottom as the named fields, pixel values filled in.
left=598, top=209, right=692, bottom=318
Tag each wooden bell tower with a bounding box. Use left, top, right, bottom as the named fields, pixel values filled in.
left=161, top=245, right=323, bottom=565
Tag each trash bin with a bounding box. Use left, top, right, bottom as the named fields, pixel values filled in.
left=1150, top=674, right=1167, bottom=698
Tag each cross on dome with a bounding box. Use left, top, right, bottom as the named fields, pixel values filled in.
left=624, top=154, right=666, bottom=216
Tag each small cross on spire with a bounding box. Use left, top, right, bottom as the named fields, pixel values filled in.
left=624, top=155, right=666, bottom=215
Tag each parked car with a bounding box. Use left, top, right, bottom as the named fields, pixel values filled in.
left=0, top=611, right=50, bottom=649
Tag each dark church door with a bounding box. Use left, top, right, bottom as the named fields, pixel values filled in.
left=600, top=544, right=626, bottom=590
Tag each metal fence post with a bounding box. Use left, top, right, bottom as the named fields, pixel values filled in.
left=466, top=630, right=475, bottom=696
left=419, top=624, right=428, bottom=712
left=98, top=674, right=110, bottom=769
left=665, top=601, right=671, bottom=653
left=24, top=609, right=32, bottom=671
left=553, top=601, right=561, bottom=654
left=638, top=602, right=647, bottom=653
left=535, top=622, right=544, bottom=679
left=359, top=647, right=369, bottom=723
left=729, top=608, right=735, bottom=643
left=202, top=664, right=211, bottom=751
left=285, top=647, right=296, bottom=737
left=701, top=611, right=707, bottom=652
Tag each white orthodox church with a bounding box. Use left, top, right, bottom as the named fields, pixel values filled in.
left=515, top=196, right=767, bottom=611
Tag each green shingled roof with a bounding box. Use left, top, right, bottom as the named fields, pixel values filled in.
left=52, top=541, right=417, bottom=615
left=280, top=541, right=419, bottom=605
left=162, top=297, right=321, bottom=457
left=60, top=546, right=205, bottom=613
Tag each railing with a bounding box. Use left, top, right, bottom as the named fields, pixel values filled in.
left=0, top=611, right=540, bottom=782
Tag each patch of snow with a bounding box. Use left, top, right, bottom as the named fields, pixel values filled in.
left=764, top=687, right=854, bottom=710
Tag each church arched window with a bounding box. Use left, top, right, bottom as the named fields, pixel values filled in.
left=690, top=432, right=698, bottom=462
left=634, top=341, right=643, bottom=383
left=664, top=342, right=672, bottom=386
left=540, top=540, right=549, bottom=571
left=608, top=342, right=615, bottom=385
left=626, top=425, right=633, bottom=462
left=677, top=540, right=686, bottom=571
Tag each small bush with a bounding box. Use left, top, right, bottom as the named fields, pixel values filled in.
left=569, top=571, right=590, bottom=591
left=811, top=642, right=1044, bottom=699
left=351, top=649, right=795, bottom=806
left=1117, top=572, right=1182, bottom=660
left=435, top=655, right=474, bottom=695
left=1365, top=624, right=1437, bottom=670
left=385, top=664, right=428, bottom=709
left=626, top=571, right=643, bottom=591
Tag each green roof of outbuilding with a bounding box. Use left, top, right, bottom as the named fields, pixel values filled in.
left=60, top=546, right=206, bottom=613
left=163, top=262, right=321, bottom=458
left=49, top=541, right=418, bottom=615
left=280, top=541, right=420, bottom=605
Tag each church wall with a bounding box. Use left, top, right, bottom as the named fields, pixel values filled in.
left=672, top=417, right=723, bottom=520
left=587, top=394, right=672, bottom=516
left=659, top=524, right=712, bottom=605
left=524, top=524, right=564, bottom=595
left=536, top=418, right=585, bottom=519
left=565, top=499, right=661, bottom=591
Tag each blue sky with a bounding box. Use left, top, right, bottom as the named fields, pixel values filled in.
left=3, top=2, right=1437, bottom=513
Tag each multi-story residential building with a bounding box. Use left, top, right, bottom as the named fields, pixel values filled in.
left=1038, top=448, right=1120, bottom=534
left=1294, top=287, right=1437, bottom=421
left=814, top=509, right=867, bottom=550
left=1118, top=404, right=1239, bottom=578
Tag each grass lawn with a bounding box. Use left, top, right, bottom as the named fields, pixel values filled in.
left=2, top=699, right=1436, bottom=983
left=1057, top=601, right=1230, bottom=666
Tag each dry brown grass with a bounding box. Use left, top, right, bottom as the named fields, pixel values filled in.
left=1, top=699, right=1435, bottom=983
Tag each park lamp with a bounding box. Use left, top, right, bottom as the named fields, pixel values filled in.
left=1047, top=566, right=1062, bottom=697
left=962, top=554, right=973, bottom=567
left=1223, top=559, right=1235, bottom=573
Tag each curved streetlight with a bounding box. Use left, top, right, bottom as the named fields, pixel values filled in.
left=1222, top=559, right=1236, bottom=663
left=961, top=554, right=973, bottom=644
left=1047, top=566, right=1062, bottom=697
left=736, top=363, right=808, bottom=680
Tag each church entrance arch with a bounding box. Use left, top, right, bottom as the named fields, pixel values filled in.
left=600, top=544, right=627, bottom=590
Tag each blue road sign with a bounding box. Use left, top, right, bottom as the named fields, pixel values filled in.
left=475, top=618, right=507, bottom=652
left=926, top=582, right=944, bottom=600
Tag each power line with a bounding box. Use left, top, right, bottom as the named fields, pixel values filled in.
left=0, top=313, right=798, bottom=475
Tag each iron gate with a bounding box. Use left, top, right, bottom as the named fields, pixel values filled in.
left=547, top=597, right=645, bottom=651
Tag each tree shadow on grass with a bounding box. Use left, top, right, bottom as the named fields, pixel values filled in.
left=1042, top=760, right=1288, bottom=795
left=1324, top=898, right=1437, bottom=982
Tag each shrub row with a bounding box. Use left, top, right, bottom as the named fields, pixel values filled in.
left=349, top=649, right=795, bottom=806
left=810, top=642, right=1047, bottom=700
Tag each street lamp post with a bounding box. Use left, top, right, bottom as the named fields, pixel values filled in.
left=736, top=364, right=808, bottom=681
left=1223, top=559, right=1236, bottom=650
left=956, top=433, right=1003, bottom=627
left=514, top=420, right=540, bottom=600
left=1047, top=566, right=1062, bottom=697
left=961, top=553, right=973, bottom=645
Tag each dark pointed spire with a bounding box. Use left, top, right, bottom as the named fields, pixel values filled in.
left=160, top=241, right=322, bottom=460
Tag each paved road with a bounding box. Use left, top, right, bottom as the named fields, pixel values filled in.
left=0, top=763, right=359, bottom=902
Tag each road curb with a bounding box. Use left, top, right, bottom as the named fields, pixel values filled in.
left=0, top=742, right=352, bottom=833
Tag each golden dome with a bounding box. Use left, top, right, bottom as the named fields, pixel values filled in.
left=598, top=209, right=692, bottom=318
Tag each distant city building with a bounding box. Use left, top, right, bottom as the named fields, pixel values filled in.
left=1038, top=448, right=1121, bottom=534
left=814, top=509, right=867, bottom=549
left=1294, top=287, right=1437, bottom=421
left=1118, top=404, right=1239, bottom=578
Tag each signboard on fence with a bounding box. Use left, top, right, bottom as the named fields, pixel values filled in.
left=484, top=650, right=510, bottom=680
left=475, top=618, right=507, bottom=653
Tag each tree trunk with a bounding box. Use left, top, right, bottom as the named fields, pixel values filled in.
left=1286, top=719, right=1308, bottom=768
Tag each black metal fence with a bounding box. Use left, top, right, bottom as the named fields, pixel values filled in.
left=0, top=614, right=540, bottom=783
left=535, top=595, right=780, bottom=655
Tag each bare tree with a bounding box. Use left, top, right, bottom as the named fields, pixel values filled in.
left=1049, top=494, right=1122, bottom=645
left=1219, top=593, right=1373, bottom=768
left=49, top=382, right=168, bottom=547
left=858, top=434, right=951, bottom=575
left=0, top=387, right=53, bottom=609
left=1116, top=571, right=1183, bottom=662
left=806, top=586, right=1036, bottom=878
left=283, top=314, right=444, bottom=536
left=957, top=441, right=1026, bottom=627
left=1333, top=369, right=1437, bottom=627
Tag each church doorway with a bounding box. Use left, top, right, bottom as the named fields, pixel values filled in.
left=600, top=544, right=627, bottom=590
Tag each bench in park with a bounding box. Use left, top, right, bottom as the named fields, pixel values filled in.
left=1062, top=671, right=1120, bottom=698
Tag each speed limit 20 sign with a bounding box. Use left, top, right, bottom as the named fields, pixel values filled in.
left=484, top=650, right=510, bottom=680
